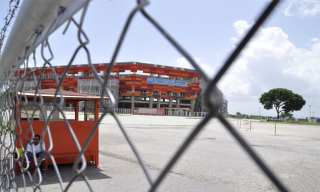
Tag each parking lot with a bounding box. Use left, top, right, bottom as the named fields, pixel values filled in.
left=18, top=115, right=320, bottom=191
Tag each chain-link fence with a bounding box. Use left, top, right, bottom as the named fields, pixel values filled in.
left=0, top=0, right=291, bottom=191
left=0, top=0, right=20, bottom=53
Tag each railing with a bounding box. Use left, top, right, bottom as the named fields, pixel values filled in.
left=113, top=107, right=208, bottom=117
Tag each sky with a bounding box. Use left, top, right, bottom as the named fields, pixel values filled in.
left=1, top=0, right=320, bottom=118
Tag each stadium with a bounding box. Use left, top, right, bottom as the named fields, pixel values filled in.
left=17, top=61, right=228, bottom=115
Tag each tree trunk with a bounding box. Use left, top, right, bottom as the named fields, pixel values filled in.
left=275, top=106, right=280, bottom=119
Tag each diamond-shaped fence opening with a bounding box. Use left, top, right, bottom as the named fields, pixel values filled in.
left=0, top=0, right=292, bottom=191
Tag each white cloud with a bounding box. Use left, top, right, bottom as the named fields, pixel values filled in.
left=284, top=0, right=320, bottom=17
left=176, top=57, right=193, bottom=69
left=233, top=20, right=250, bottom=36
left=219, top=20, right=320, bottom=117
left=176, top=57, right=215, bottom=76
left=311, top=38, right=320, bottom=43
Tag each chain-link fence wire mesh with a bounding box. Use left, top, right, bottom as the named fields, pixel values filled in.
left=0, top=0, right=20, bottom=53
left=0, top=0, right=292, bottom=191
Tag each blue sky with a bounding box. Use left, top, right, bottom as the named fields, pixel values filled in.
left=1, top=0, right=320, bottom=118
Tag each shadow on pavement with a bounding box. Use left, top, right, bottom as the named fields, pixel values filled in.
left=15, top=164, right=111, bottom=187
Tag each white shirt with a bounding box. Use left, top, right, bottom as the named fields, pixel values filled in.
left=26, top=142, right=45, bottom=154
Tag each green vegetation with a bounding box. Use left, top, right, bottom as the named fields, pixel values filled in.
left=229, top=113, right=320, bottom=126
left=264, top=119, right=320, bottom=126
left=259, top=88, right=305, bottom=119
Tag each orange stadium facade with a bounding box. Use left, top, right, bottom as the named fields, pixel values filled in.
left=16, top=62, right=227, bottom=115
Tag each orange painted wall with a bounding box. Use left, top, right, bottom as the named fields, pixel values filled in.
left=16, top=120, right=99, bottom=166
left=16, top=62, right=201, bottom=100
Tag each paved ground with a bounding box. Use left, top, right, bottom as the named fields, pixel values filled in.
left=17, top=115, right=320, bottom=191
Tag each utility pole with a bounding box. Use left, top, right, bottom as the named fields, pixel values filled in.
left=308, top=104, right=312, bottom=121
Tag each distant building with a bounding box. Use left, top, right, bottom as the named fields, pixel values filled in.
left=17, top=62, right=212, bottom=113
left=17, top=61, right=228, bottom=115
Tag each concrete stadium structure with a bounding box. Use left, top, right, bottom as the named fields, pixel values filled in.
left=17, top=62, right=228, bottom=115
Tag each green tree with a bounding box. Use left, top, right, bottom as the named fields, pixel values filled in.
left=259, top=88, right=305, bottom=119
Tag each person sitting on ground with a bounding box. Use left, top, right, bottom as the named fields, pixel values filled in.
left=26, top=134, right=46, bottom=170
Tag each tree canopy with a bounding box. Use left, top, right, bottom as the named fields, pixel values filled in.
left=259, top=88, right=305, bottom=119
